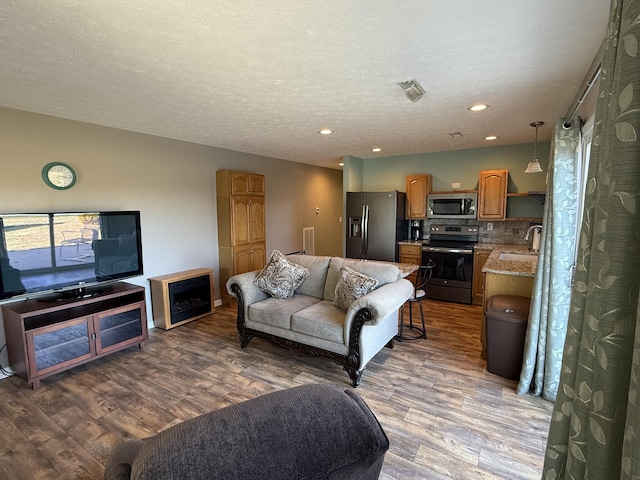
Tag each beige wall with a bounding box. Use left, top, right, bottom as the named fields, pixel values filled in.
left=0, top=107, right=342, bottom=371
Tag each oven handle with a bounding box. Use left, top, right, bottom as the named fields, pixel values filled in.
left=421, top=246, right=474, bottom=254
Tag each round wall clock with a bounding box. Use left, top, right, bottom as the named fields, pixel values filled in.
left=42, top=162, right=76, bottom=190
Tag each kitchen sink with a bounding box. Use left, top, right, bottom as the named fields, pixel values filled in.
left=498, top=252, right=538, bottom=262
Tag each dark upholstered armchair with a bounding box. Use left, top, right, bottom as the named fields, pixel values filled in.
left=103, top=384, right=389, bottom=480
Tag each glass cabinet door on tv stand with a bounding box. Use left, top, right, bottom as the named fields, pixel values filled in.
left=2, top=282, right=148, bottom=389
left=26, top=317, right=95, bottom=381
left=96, top=303, right=145, bottom=354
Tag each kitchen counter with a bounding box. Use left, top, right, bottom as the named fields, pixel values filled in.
left=398, top=240, right=423, bottom=246
left=395, top=262, right=420, bottom=277
left=479, top=243, right=538, bottom=277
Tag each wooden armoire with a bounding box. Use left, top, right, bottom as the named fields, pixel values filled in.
left=216, top=170, right=266, bottom=305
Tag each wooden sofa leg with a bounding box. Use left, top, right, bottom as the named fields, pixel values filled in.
left=385, top=339, right=394, bottom=349
left=239, top=333, right=253, bottom=349
left=345, top=367, right=363, bottom=388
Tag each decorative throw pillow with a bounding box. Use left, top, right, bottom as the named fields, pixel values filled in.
left=254, top=250, right=309, bottom=299
left=333, top=266, right=378, bottom=312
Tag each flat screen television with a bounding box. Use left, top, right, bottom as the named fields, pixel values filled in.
left=0, top=211, right=143, bottom=300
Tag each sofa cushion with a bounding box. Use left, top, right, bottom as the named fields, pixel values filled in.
left=254, top=250, right=309, bottom=299
left=333, top=266, right=378, bottom=312
left=285, top=254, right=331, bottom=299
left=292, top=301, right=346, bottom=344
left=324, top=258, right=402, bottom=301
left=249, top=295, right=322, bottom=329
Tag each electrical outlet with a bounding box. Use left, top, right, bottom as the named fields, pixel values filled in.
left=487, top=223, right=493, bottom=231
left=315, top=207, right=320, bottom=214
left=452, top=182, right=461, bottom=189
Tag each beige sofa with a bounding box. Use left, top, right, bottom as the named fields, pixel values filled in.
left=226, top=254, right=413, bottom=386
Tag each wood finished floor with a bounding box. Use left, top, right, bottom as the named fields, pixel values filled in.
left=0, top=299, right=553, bottom=479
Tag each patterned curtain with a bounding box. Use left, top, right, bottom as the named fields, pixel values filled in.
left=516, top=119, right=581, bottom=402
left=543, top=0, right=640, bottom=478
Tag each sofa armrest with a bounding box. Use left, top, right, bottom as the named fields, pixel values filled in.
left=226, top=271, right=269, bottom=304
left=344, top=278, right=413, bottom=333
left=226, top=271, right=269, bottom=323
left=103, top=439, right=145, bottom=480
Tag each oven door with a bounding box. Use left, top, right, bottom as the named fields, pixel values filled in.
left=421, top=246, right=474, bottom=304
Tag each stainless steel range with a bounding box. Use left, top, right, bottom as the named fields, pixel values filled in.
left=421, top=224, right=478, bottom=304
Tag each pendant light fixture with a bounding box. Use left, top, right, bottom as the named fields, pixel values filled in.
left=525, top=121, right=544, bottom=173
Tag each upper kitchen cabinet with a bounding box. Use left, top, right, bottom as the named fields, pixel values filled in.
left=405, top=174, right=432, bottom=219
left=478, top=169, right=508, bottom=220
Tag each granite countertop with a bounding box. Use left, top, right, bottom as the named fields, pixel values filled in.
left=363, top=259, right=419, bottom=278
left=395, top=262, right=420, bottom=277
left=479, top=243, right=539, bottom=277
left=398, top=240, right=423, bottom=246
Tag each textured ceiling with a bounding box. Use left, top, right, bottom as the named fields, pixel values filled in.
left=0, top=1, right=610, bottom=169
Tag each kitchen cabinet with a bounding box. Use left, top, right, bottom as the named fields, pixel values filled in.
left=399, top=244, right=421, bottom=283
left=217, top=170, right=267, bottom=305
left=405, top=174, right=432, bottom=219
left=2, top=283, right=147, bottom=389
left=472, top=248, right=491, bottom=305
left=478, top=169, right=508, bottom=220
left=399, top=244, right=421, bottom=265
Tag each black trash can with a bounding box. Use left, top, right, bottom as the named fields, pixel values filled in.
left=485, top=295, right=530, bottom=379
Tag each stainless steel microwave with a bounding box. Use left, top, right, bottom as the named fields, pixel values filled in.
left=427, top=192, right=477, bottom=219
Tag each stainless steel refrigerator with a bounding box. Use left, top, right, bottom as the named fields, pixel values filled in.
left=346, top=191, right=407, bottom=262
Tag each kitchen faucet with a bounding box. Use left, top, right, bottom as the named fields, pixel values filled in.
left=525, top=224, right=543, bottom=252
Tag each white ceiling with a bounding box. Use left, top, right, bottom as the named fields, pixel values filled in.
left=0, top=1, right=610, bottom=170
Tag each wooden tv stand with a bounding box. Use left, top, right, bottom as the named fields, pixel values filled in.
left=2, top=282, right=148, bottom=389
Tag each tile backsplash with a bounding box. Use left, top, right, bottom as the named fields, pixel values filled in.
left=477, top=220, right=541, bottom=245
left=418, top=219, right=541, bottom=246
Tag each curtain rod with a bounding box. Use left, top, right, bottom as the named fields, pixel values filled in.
left=563, top=41, right=605, bottom=127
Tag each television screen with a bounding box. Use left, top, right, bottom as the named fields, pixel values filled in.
left=0, top=211, right=143, bottom=300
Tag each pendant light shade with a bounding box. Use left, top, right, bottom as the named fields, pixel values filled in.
left=525, top=121, right=544, bottom=173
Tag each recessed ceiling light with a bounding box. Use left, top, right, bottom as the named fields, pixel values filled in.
left=468, top=104, right=488, bottom=112
left=338, top=162, right=344, bottom=166
left=371, top=147, right=382, bottom=153
left=484, top=135, right=498, bottom=141
left=319, top=128, right=333, bottom=135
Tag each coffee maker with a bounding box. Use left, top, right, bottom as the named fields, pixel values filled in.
left=410, top=220, right=422, bottom=241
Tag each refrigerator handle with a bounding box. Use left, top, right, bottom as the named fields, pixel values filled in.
left=362, top=204, right=369, bottom=254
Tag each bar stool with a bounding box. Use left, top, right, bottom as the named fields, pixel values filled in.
left=397, top=260, right=434, bottom=341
